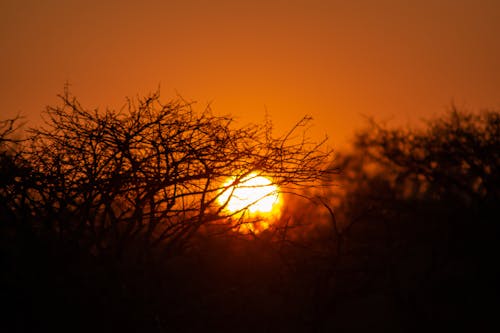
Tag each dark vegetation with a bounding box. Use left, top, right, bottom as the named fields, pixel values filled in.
left=1, top=91, right=499, bottom=332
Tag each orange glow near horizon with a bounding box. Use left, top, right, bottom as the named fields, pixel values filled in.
left=217, top=173, right=282, bottom=233
left=2, top=1, right=500, bottom=150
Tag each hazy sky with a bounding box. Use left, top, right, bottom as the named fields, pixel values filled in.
left=1, top=0, right=499, bottom=148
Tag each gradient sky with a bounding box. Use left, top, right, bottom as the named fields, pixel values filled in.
left=1, top=0, right=499, bottom=148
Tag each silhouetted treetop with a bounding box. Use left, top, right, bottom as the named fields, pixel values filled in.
left=354, top=107, right=500, bottom=203
left=14, top=89, right=332, bottom=257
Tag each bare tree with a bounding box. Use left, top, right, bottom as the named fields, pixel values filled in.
left=21, top=89, right=332, bottom=259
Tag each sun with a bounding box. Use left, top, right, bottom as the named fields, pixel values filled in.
left=217, top=172, right=282, bottom=232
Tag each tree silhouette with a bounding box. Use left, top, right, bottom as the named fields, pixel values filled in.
left=355, top=107, right=500, bottom=204
left=15, top=89, right=331, bottom=260
left=317, top=107, right=500, bottom=331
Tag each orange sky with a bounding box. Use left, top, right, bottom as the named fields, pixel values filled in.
left=1, top=0, right=499, bottom=148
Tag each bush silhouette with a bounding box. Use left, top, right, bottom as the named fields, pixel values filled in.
left=318, top=107, right=500, bottom=331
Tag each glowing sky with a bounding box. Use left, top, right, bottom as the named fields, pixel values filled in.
left=1, top=0, right=499, bottom=148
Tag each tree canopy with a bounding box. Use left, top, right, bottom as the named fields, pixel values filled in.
left=3, top=90, right=332, bottom=258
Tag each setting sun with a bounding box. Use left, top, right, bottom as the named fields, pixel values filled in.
left=217, top=173, right=282, bottom=231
